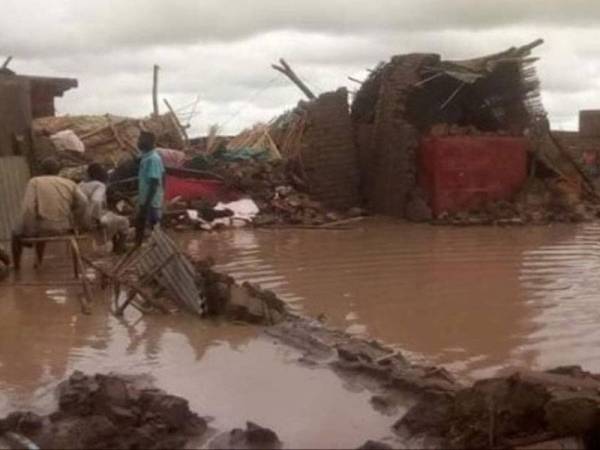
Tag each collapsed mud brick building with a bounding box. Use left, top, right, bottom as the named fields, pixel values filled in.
left=351, top=40, right=551, bottom=218
left=271, top=88, right=360, bottom=210
left=33, top=113, right=186, bottom=168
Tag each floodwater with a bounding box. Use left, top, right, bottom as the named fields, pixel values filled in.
left=183, top=218, right=600, bottom=380
left=0, top=243, right=402, bottom=449
left=1, top=218, right=600, bottom=447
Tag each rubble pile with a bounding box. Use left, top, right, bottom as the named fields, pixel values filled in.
left=395, top=366, right=600, bottom=449
left=431, top=177, right=600, bottom=226
left=266, top=318, right=461, bottom=397
left=0, top=371, right=285, bottom=450
left=182, top=157, right=361, bottom=227
left=193, top=257, right=288, bottom=325
left=0, top=371, right=207, bottom=449
left=32, top=113, right=185, bottom=171
left=210, top=422, right=282, bottom=450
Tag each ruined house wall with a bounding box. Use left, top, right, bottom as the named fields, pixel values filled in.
left=27, top=77, right=78, bottom=119
left=354, top=54, right=438, bottom=217
left=0, top=77, right=32, bottom=157
left=299, top=88, right=360, bottom=210
left=31, top=82, right=57, bottom=118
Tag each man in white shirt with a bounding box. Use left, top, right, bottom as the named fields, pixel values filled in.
left=79, top=163, right=130, bottom=254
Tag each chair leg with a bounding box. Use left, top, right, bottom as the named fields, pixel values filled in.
left=70, top=238, right=92, bottom=314
left=71, top=243, right=79, bottom=279
left=34, top=242, right=46, bottom=269
left=11, top=235, right=22, bottom=272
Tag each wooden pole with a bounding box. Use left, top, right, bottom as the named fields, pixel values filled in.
left=272, top=58, right=316, bottom=100
left=1, top=56, right=13, bottom=70
left=152, top=65, right=160, bottom=116
left=163, top=98, right=190, bottom=147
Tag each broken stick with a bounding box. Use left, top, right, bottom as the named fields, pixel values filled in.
left=272, top=58, right=316, bottom=100
left=1, top=56, right=13, bottom=70
left=163, top=99, right=190, bottom=148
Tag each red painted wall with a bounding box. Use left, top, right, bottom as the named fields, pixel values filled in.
left=419, top=136, right=528, bottom=215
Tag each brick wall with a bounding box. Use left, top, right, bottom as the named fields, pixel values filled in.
left=299, top=88, right=360, bottom=210
left=353, top=54, right=438, bottom=217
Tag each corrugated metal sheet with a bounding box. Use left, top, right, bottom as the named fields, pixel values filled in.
left=136, top=228, right=206, bottom=315
left=0, top=156, right=30, bottom=241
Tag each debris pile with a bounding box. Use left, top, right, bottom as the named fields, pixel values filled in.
left=89, top=230, right=288, bottom=324
left=212, top=160, right=349, bottom=226
left=430, top=175, right=599, bottom=226
left=179, top=156, right=361, bottom=227
left=0, top=371, right=286, bottom=450
left=395, top=366, right=600, bottom=449
left=350, top=39, right=600, bottom=223
left=32, top=113, right=185, bottom=170
left=194, top=257, right=288, bottom=325
left=210, top=422, right=282, bottom=450
left=266, top=318, right=460, bottom=397
left=0, top=371, right=207, bottom=449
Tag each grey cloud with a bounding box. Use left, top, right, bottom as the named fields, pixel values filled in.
left=4, top=2, right=600, bottom=135
left=4, top=1, right=600, bottom=57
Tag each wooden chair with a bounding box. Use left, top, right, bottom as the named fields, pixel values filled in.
left=19, top=234, right=93, bottom=314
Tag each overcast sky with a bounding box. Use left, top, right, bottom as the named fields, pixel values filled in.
left=2, top=0, right=600, bottom=135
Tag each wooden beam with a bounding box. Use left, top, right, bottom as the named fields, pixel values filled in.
left=152, top=65, right=160, bottom=116
left=163, top=98, right=190, bottom=148
left=272, top=58, right=316, bottom=100
left=1, top=56, right=13, bottom=70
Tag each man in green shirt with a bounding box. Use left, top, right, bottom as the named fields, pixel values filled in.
left=135, top=131, right=165, bottom=246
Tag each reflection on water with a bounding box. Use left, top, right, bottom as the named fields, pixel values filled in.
left=2, top=219, right=600, bottom=447
left=183, top=219, right=600, bottom=379
left=0, top=248, right=398, bottom=449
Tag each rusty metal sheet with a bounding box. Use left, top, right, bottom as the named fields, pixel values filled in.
left=0, top=156, right=30, bottom=241
left=135, top=228, right=205, bottom=315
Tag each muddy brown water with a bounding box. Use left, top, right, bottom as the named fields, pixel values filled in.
left=182, top=218, right=600, bottom=380
left=0, top=218, right=599, bottom=448
left=0, top=240, right=402, bottom=449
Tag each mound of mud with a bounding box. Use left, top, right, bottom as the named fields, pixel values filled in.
left=0, top=371, right=206, bottom=449
left=395, top=366, right=600, bottom=449
left=0, top=371, right=285, bottom=450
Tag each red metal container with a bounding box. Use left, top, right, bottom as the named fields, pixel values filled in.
left=165, top=175, right=232, bottom=203
left=419, top=136, right=528, bottom=215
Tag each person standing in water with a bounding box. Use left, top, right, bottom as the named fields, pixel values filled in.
left=135, top=131, right=165, bottom=246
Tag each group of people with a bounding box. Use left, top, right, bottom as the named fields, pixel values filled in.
left=4, top=130, right=166, bottom=273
